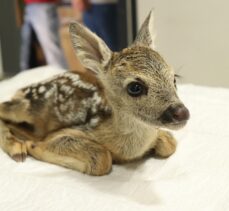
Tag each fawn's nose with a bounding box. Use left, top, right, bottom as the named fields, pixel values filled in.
left=160, top=104, right=190, bottom=123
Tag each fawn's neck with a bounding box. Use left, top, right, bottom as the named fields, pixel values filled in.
left=112, top=109, right=151, bottom=135
left=95, top=108, right=158, bottom=161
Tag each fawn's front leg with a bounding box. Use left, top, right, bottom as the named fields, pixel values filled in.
left=153, top=130, right=177, bottom=158
left=26, top=128, right=112, bottom=176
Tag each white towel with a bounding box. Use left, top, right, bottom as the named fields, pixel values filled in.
left=0, top=66, right=228, bottom=211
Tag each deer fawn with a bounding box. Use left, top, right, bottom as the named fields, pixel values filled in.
left=0, top=11, right=189, bottom=176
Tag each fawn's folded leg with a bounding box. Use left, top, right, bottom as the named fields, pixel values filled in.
left=26, top=128, right=112, bottom=176
left=153, top=130, right=177, bottom=158
left=0, top=120, right=27, bottom=162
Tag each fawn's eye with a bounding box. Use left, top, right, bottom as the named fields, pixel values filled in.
left=127, top=82, right=147, bottom=97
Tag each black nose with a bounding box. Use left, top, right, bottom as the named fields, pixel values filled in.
left=160, top=104, right=190, bottom=123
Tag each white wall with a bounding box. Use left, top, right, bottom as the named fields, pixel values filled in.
left=137, top=0, right=229, bottom=88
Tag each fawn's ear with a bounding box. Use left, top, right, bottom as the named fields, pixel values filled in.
left=69, top=22, right=112, bottom=74
left=133, top=10, right=156, bottom=49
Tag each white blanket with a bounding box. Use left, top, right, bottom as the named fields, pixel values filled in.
left=0, top=66, right=228, bottom=211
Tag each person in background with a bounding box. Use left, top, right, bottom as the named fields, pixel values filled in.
left=72, top=0, right=118, bottom=51
left=20, top=0, right=68, bottom=70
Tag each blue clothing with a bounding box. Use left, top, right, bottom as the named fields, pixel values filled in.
left=83, top=4, right=118, bottom=51
left=20, top=3, right=68, bottom=70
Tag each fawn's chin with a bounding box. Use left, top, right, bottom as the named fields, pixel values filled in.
left=161, top=120, right=188, bottom=130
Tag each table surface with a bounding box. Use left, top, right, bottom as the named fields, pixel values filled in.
left=0, top=66, right=228, bottom=211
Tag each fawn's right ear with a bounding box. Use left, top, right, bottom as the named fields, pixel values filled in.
left=133, top=10, right=156, bottom=49
left=69, top=22, right=112, bottom=74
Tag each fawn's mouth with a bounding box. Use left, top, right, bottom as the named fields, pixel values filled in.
left=136, top=111, right=189, bottom=130
left=162, top=120, right=188, bottom=130
left=138, top=115, right=188, bottom=130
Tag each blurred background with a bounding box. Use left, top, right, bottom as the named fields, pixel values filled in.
left=0, top=0, right=229, bottom=88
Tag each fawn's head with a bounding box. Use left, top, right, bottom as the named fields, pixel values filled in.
left=70, top=11, right=189, bottom=130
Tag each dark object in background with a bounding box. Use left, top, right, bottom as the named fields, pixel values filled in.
left=29, top=29, right=46, bottom=68
left=0, top=0, right=21, bottom=76
left=116, top=0, right=137, bottom=50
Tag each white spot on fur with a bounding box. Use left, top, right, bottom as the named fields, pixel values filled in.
left=38, top=86, right=46, bottom=94
left=64, top=72, right=97, bottom=91
left=44, top=85, right=56, bottom=99
left=32, top=94, right=38, bottom=100
left=30, top=88, right=39, bottom=99
left=32, top=89, right=36, bottom=94
left=58, top=94, right=65, bottom=102
left=59, top=104, right=67, bottom=112
left=91, top=92, right=102, bottom=113
left=24, top=88, right=30, bottom=95
left=89, top=117, right=100, bottom=127
left=60, top=85, right=74, bottom=95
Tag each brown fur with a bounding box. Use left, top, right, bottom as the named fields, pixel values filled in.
left=0, top=11, right=189, bottom=175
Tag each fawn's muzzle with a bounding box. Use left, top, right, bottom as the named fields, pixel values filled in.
left=160, top=104, right=190, bottom=124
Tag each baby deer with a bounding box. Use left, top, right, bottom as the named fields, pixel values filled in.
left=0, top=11, right=189, bottom=175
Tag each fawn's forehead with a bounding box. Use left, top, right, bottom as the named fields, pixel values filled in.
left=110, top=46, right=169, bottom=75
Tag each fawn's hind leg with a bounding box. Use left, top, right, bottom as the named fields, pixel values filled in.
left=0, top=120, right=27, bottom=162
left=153, top=130, right=177, bottom=158
left=26, top=128, right=112, bottom=176
left=0, top=98, right=33, bottom=124
left=0, top=98, right=34, bottom=162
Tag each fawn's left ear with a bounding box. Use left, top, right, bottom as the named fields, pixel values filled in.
left=69, top=22, right=112, bottom=74
left=133, top=10, right=156, bottom=49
